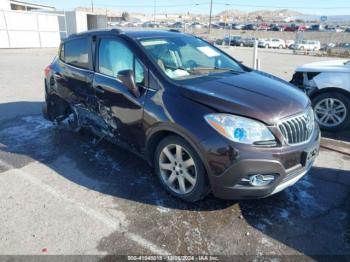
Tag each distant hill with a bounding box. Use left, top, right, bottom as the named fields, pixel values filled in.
left=216, top=9, right=306, bottom=20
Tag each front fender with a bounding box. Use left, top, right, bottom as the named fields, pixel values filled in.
left=313, top=72, right=350, bottom=91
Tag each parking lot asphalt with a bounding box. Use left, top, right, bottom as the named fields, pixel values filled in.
left=0, top=48, right=349, bottom=258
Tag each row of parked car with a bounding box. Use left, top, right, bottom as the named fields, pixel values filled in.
left=226, top=23, right=350, bottom=32
left=219, top=36, right=322, bottom=51
left=112, top=20, right=350, bottom=33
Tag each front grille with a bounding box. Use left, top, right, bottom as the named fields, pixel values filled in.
left=278, top=108, right=315, bottom=145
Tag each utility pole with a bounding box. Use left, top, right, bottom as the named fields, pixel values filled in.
left=208, top=0, right=213, bottom=34
left=91, top=0, right=94, bottom=13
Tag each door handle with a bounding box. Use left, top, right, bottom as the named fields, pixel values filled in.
left=95, top=86, right=105, bottom=94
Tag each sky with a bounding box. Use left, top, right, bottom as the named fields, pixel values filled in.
left=30, top=0, right=350, bottom=15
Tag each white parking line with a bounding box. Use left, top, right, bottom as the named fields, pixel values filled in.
left=0, top=159, right=170, bottom=256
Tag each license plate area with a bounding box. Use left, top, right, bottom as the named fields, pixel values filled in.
left=301, top=146, right=319, bottom=167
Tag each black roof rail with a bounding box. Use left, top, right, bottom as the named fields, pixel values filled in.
left=168, top=29, right=181, bottom=33
left=67, top=28, right=123, bottom=40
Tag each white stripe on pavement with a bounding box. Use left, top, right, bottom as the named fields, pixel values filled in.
left=0, top=159, right=170, bottom=256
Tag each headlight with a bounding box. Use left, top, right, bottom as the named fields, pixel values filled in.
left=205, top=114, right=275, bottom=144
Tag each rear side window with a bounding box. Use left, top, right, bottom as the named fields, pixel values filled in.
left=63, top=38, right=90, bottom=69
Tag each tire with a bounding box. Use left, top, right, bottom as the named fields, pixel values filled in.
left=279, top=45, right=283, bottom=49
left=46, top=95, right=66, bottom=121
left=240, top=43, right=244, bottom=47
left=154, top=135, right=209, bottom=202
left=265, top=44, right=269, bottom=48
left=312, top=92, right=350, bottom=131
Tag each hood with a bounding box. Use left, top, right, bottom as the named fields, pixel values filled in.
left=179, top=71, right=310, bottom=125
left=296, top=60, right=350, bottom=73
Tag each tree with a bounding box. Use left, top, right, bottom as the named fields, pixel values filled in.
left=122, top=11, right=129, bottom=21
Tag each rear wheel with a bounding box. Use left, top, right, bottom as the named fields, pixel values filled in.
left=45, top=95, right=68, bottom=121
left=279, top=44, right=283, bottom=49
left=154, top=136, right=209, bottom=202
left=265, top=44, right=269, bottom=48
left=312, top=92, right=350, bottom=131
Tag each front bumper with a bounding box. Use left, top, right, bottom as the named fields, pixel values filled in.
left=200, top=125, right=320, bottom=200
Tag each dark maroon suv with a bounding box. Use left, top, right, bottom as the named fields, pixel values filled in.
left=43, top=29, right=320, bottom=202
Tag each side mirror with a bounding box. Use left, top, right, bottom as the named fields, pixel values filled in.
left=117, top=69, right=140, bottom=98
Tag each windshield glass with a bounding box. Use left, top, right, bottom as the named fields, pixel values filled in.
left=139, top=36, right=244, bottom=80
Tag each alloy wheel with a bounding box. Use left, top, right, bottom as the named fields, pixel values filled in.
left=314, top=98, right=347, bottom=127
left=158, top=144, right=197, bottom=195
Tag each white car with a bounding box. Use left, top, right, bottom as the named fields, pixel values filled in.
left=285, top=40, right=295, bottom=48
left=291, top=60, right=350, bottom=131
left=258, top=38, right=285, bottom=49
left=295, top=40, right=321, bottom=51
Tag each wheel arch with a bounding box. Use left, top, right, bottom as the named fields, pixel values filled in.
left=45, top=92, right=71, bottom=120
left=145, top=125, right=209, bottom=173
left=310, top=87, right=350, bottom=101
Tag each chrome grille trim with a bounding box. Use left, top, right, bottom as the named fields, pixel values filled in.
left=278, top=108, right=315, bottom=145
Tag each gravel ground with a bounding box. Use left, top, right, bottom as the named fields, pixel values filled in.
left=0, top=48, right=349, bottom=259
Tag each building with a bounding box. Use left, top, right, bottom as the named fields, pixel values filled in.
left=0, top=0, right=60, bottom=48
left=0, top=0, right=55, bottom=11
left=44, top=9, right=108, bottom=38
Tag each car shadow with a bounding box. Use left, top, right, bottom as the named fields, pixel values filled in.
left=0, top=101, right=349, bottom=256
left=322, top=129, right=350, bottom=143
left=239, top=165, right=350, bottom=256
left=0, top=101, right=45, bottom=122
left=0, top=102, right=234, bottom=211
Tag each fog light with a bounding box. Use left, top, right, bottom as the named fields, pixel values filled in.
left=240, top=174, right=276, bottom=187
left=249, top=174, right=275, bottom=186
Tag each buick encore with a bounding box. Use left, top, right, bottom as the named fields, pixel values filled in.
left=43, top=29, right=320, bottom=202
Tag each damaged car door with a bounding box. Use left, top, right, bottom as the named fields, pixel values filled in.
left=57, top=36, right=96, bottom=111
left=93, top=36, right=147, bottom=150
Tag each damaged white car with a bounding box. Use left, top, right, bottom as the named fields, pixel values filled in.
left=291, top=60, right=350, bottom=131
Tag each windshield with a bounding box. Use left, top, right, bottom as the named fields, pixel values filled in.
left=139, top=36, right=244, bottom=80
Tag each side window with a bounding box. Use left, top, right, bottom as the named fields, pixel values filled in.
left=64, top=38, right=90, bottom=69
left=98, top=38, right=145, bottom=85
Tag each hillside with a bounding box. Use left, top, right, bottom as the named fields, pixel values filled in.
left=216, top=9, right=305, bottom=19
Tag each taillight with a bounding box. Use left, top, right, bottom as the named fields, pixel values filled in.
left=44, top=65, right=51, bottom=78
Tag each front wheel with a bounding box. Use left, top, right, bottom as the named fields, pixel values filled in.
left=312, top=92, right=350, bottom=131
left=154, top=136, right=209, bottom=202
